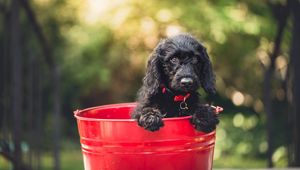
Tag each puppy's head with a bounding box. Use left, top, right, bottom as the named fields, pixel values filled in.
left=144, top=33, right=216, bottom=95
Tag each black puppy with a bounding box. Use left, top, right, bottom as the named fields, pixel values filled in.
left=132, top=34, right=219, bottom=132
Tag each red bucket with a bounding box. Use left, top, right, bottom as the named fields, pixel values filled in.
left=74, top=103, right=216, bottom=170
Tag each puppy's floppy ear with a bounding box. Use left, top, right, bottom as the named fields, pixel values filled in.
left=199, top=48, right=216, bottom=95
left=142, top=41, right=164, bottom=96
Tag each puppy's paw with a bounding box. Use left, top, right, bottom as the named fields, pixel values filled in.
left=190, top=107, right=219, bottom=133
left=138, top=108, right=164, bottom=132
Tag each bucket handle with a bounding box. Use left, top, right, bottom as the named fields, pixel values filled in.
left=74, top=109, right=80, bottom=116
left=211, top=105, right=223, bottom=115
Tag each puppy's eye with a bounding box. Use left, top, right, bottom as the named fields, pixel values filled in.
left=170, top=57, right=179, bottom=64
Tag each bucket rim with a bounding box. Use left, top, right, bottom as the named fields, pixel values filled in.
left=74, top=102, right=193, bottom=122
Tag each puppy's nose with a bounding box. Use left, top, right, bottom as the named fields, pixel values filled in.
left=180, top=77, right=193, bottom=86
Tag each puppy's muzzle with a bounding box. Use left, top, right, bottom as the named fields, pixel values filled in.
left=180, top=77, right=193, bottom=86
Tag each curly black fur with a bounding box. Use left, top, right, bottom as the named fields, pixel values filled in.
left=132, top=33, right=219, bottom=132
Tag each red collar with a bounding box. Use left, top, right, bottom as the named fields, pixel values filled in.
left=162, top=87, right=191, bottom=102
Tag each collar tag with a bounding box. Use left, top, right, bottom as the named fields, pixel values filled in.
left=180, top=101, right=189, bottom=110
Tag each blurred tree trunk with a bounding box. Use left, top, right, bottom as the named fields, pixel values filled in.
left=0, top=6, right=4, bottom=134
left=264, top=2, right=289, bottom=167
left=10, top=0, right=23, bottom=169
left=0, top=0, right=10, bottom=139
left=26, top=52, right=34, bottom=170
left=30, top=52, right=42, bottom=169
left=289, top=0, right=300, bottom=166
left=20, top=0, right=61, bottom=169
left=24, top=52, right=42, bottom=169
left=35, top=64, right=43, bottom=170
left=53, top=65, right=61, bottom=170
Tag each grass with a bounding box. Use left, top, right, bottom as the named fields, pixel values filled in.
left=0, top=150, right=83, bottom=170
left=0, top=157, right=11, bottom=170
left=214, top=155, right=266, bottom=168
left=42, top=149, right=83, bottom=170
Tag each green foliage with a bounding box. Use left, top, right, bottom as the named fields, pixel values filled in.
left=0, top=0, right=292, bottom=168
left=52, top=0, right=290, bottom=168
left=215, top=111, right=265, bottom=158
